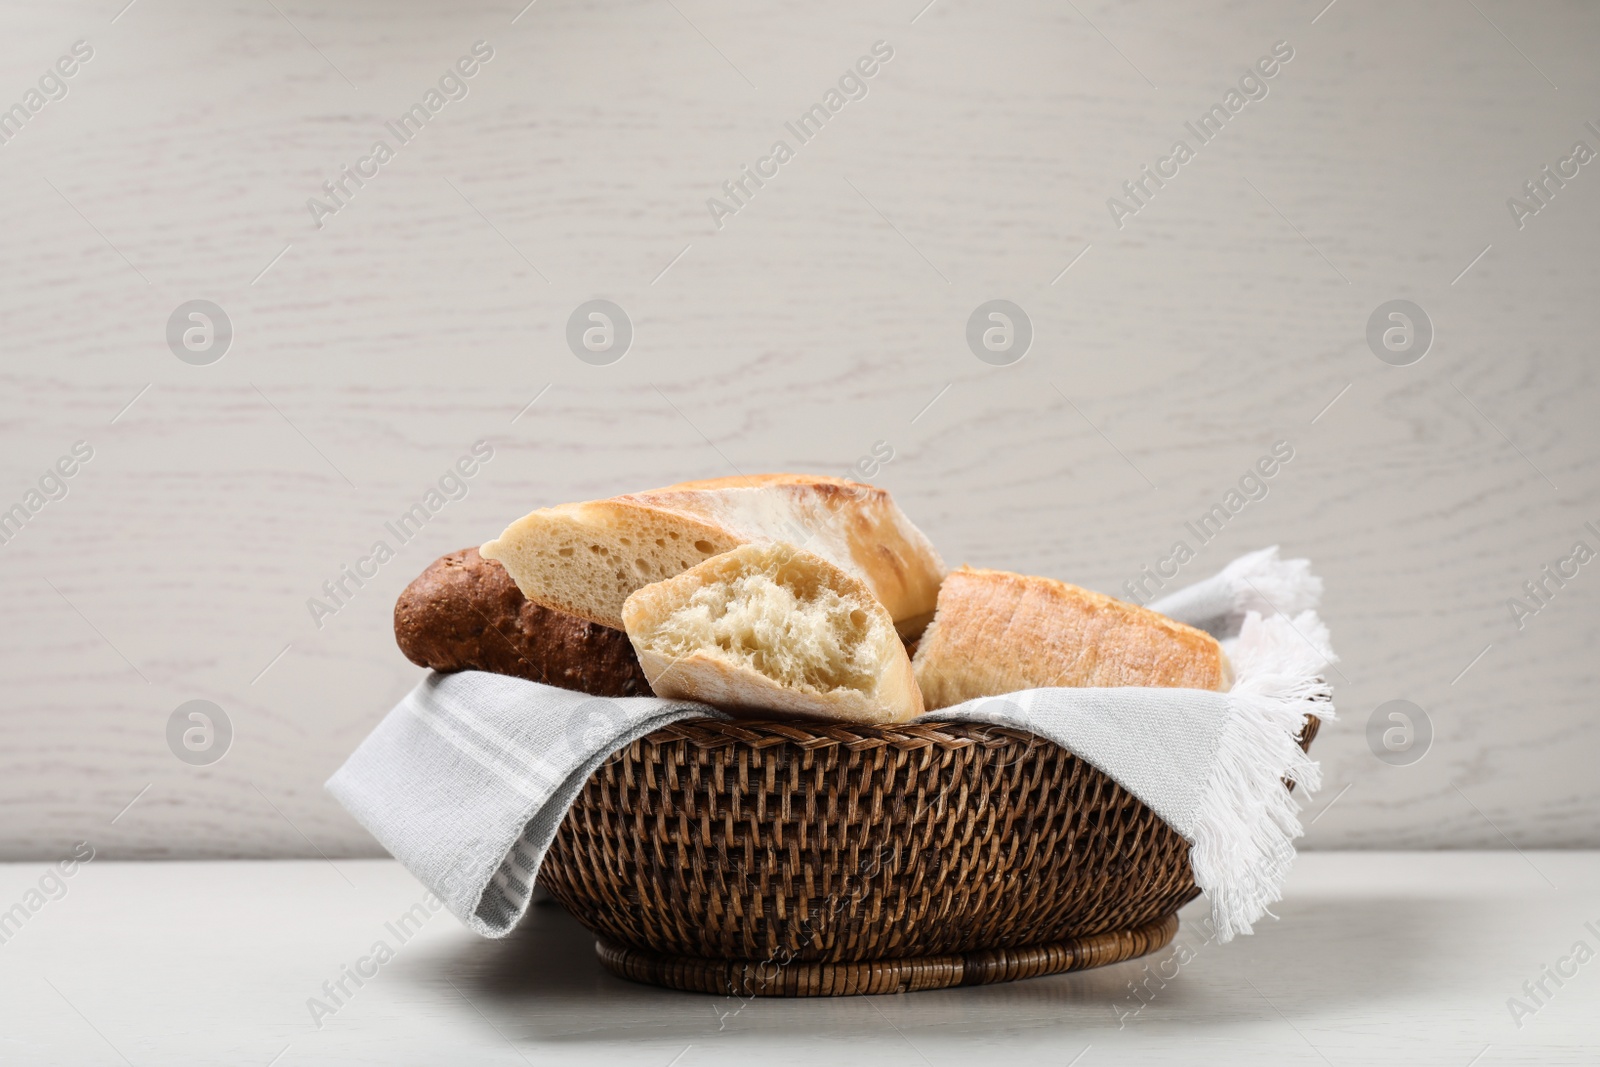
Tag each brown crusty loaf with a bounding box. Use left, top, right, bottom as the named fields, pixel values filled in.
left=621, top=542, right=923, bottom=725
left=394, top=547, right=651, bottom=698
left=479, top=473, right=946, bottom=638
left=912, top=566, right=1232, bottom=710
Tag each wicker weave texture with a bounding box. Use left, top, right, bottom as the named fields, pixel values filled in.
left=540, top=717, right=1303, bottom=964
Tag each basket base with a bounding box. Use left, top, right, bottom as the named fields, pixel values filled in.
left=595, top=913, right=1179, bottom=997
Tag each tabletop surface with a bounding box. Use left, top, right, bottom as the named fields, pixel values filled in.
left=1, top=851, right=1595, bottom=1065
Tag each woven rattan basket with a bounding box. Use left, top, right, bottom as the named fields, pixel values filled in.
left=540, top=714, right=1319, bottom=996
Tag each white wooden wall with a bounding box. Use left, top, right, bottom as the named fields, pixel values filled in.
left=1, top=0, right=1595, bottom=858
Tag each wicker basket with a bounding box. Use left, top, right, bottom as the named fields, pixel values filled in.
left=540, top=714, right=1319, bottom=996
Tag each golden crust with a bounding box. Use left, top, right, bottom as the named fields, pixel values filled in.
left=481, top=474, right=945, bottom=634
left=624, top=476, right=944, bottom=635
left=912, top=566, right=1232, bottom=710
left=631, top=648, right=922, bottom=725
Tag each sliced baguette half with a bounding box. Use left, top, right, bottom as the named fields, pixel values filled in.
left=913, top=566, right=1232, bottom=710
left=480, top=474, right=945, bottom=635
left=621, top=541, right=924, bottom=725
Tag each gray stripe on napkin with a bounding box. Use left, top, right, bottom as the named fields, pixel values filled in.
left=327, top=670, right=726, bottom=937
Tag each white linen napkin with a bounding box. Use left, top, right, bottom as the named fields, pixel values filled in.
left=328, top=548, right=1334, bottom=945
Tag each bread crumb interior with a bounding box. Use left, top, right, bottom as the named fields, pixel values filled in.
left=647, top=553, right=880, bottom=694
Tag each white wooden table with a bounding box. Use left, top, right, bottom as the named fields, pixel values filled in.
left=1, top=852, right=1595, bottom=1065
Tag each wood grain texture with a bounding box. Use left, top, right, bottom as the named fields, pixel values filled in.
left=0, top=0, right=1596, bottom=857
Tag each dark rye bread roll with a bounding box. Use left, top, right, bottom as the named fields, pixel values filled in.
left=394, top=547, right=652, bottom=698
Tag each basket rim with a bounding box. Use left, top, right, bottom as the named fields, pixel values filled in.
left=643, top=717, right=1048, bottom=752
left=646, top=711, right=1322, bottom=753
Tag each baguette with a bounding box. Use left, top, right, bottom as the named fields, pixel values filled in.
left=621, top=541, right=923, bottom=725
left=481, top=473, right=945, bottom=637
left=394, top=547, right=651, bottom=698
left=912, top=566, right=1232, bottom=710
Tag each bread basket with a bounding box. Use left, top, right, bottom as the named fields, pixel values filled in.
left=539, top=713, right=1319, bottom=996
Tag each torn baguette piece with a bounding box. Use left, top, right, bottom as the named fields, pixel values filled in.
left=913, top=566, right=1233, bottom=710
left=621, top=541, right=924, bottom=725
left=480, top=474, right=945, bottom=637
